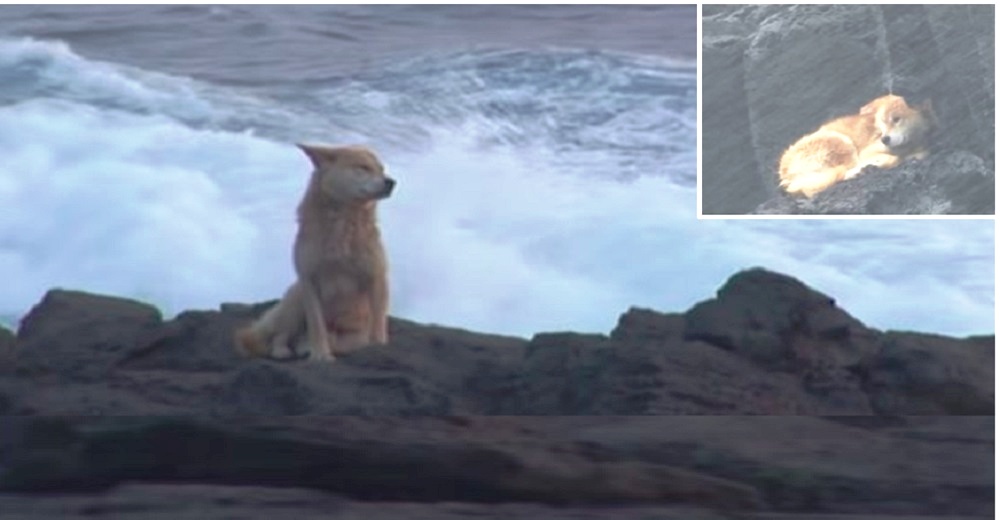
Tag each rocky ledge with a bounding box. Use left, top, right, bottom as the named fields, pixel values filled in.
left=0, top=267, right=992, bottom=415
left=0, top=416, right=992, bottom=518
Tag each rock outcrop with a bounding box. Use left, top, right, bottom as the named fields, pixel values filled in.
left=0, top=416, right=991, bottom=518
left=0, top=268, right=992, bottom=518
left=0, top=268, right=991, bottom=416
left=702, top=5, right=995, bottom=215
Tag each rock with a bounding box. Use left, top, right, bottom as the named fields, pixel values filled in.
left=862, top=332, right=994, bottom=414
left=610, top=307, right=685, bottom=341
left=684, top=268, right=876, bottom=370
left=216, top=362, right=316, bottom=415
left=0, top=484, right=739, bottom=519
left=703, top=5, right=995, bottom=215
left=0, top=417, right=761, bottom=508
left=0, top=416, right=991, bottom=517
left=510, top=325, right=865, bottom=415
left=701, top=34, right=769, bottom=214
left=209, top=318, right=528, bottom=415
left=684, top=268, right=881, bottom=413
left=14, top=290, right=162, bottom=381
left=0, top=325, right=14, bottom=375
left=754, top=151, right=995, bottom=214
left=0, top=268, right=990, bottom=416
left=118, top=308, right=255, bottom=373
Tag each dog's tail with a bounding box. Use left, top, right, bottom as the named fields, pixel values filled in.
left=233, top=325, right=270, bottom=358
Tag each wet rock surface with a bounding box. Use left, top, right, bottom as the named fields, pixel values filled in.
left=0, top=268, right=992, bottom=518
left=0, top=416, right=991, bottom=518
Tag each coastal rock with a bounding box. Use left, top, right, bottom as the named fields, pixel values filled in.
left=863, top=331, right=994, bottom=414
left=0, top=326, right=14, bottom=376
left=754, top=151, right=995, bottom=214
left=13, top=290, right=161, bottom=381
left=0, top=268, right=991, bottom=416
left=0, top=416, right=991, bottom=517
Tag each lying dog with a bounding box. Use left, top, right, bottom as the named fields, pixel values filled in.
left=236, top=144, right=395, bottom=361
left=778, top=95, right=935, bottom=197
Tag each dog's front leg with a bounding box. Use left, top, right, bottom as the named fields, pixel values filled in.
left=299, top=278, right=335, bottom=361
left=369, top=277, right=389, bottom=345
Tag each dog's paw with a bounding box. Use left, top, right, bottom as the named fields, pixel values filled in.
left=306, top=349, right=336, bottom=362
left=270, top=343, right=295, bottom=360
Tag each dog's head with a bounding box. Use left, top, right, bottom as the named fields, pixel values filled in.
left=298, top=143, right=395, bottom=203
left=860, top=95, right=935, bottom=150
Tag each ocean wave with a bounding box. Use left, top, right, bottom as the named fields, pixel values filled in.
left=0, top=37, right=992, bottom=336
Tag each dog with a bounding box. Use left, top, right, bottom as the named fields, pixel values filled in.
left=778, top=94, right=935, bottom=197
left=235, top=143, right=395, bottom=361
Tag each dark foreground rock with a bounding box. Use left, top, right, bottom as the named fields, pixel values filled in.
left=702, top=5, right=995, bottom=215
left=754, top=151, right=995, bottom=215
left=0, top=416, right=992, bottom=518
left=0, top=268, right=992, bottom=416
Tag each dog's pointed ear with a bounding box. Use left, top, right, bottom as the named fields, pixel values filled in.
left=919, top=99, right=938, bottom=126
left=297, top=143, right=338, bottom=168
left=859, top=99, right=880, bottom=115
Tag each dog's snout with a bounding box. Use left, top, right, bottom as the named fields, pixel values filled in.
left=383, top=177, right=396, bottom=194
left=881, top=136, right=891, bottom=146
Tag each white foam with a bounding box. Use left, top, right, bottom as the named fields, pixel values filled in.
left=0, top=99, right=301, bottom=316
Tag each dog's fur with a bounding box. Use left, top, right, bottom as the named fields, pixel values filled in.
left=235, top=144, right=395, bottom=361
left=778, top=94, right=935, bottom=197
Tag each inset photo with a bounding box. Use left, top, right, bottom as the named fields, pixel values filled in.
left=701, top=5, right=995, bottom=216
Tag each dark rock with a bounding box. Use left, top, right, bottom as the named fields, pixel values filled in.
left=0, top=325, right=14, bottom=375
left=511, top=325, right=864, bottom=415
left=703, top=5, right=995, bottom=215
left=217, top=362, right=316, bottom=415
left=754, top=151, right=995, bottom=214
left=701, top=34, right=769, bottom=214
left=610, top=307, right=685, bottom=342
left=0, top=416, right=991, bottom=517
left=684, top=268, right=876, bottom=370
left=118, top=308, right=254, bottom=373
left=0, top=268, right=990, bottom=416
left=0, top=418, right=762, bottom=508
left=684, top=268, right=880, bottom=413
left=208, top=318, right=527, bottom=415
left=862, top=331, right=994, bottom=414
left=14, top=290, right=162, bottom=381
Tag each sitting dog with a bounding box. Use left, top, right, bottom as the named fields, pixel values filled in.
left=236, top=143, right=395, bottom=361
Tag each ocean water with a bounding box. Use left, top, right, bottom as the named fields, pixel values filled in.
left=0, top=5, right=993, bottom=337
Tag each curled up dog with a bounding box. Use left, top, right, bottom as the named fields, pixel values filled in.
left=778, top=94, right=935, bottom=198
left=235, top=144, right=395, bottom=361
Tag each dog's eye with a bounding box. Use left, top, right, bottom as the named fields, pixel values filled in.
left=891, top=116, right=901, bottom=123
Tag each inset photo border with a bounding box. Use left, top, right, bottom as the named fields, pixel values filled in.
left=698, top=4, right=995, bottom=217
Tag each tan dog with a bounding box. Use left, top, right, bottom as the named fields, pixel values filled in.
left=235, top=144, right=394, bottom=361
left=778, top=95, right=935, bottom=197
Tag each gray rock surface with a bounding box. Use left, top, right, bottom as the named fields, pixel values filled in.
left=702, top=5, right=995, bottom=215
left=0, top=269, right=992, bottom=518
left=862, top=331, right=994, bottom=414
left=0, top=268, right=991, bottom=416
left=0, top=326, right=13, bottom=377
left=0, top=416, right=991, bottom=518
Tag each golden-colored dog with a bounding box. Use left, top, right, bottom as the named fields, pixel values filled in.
left=236, top=144, right=394, bottom=361
left=778, top=94, right=935, bottom=197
